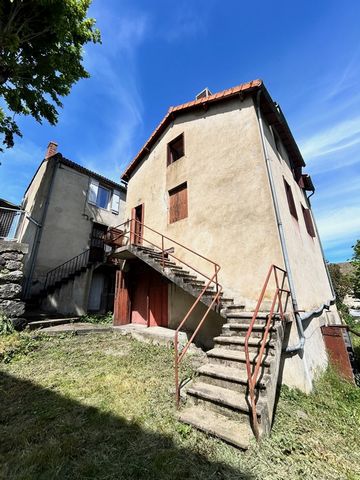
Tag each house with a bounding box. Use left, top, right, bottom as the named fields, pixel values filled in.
left=110, top=79, right=342, bottom=447
left=7, top=142, right=126, bottom=316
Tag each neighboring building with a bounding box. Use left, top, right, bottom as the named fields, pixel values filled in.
left=111, top=79, right=343, bottom=446
left=14, top=142, right=126, bottom=315
left=0, top=198, right=20, bottom=239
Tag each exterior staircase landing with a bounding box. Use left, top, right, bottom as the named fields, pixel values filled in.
left=178, top=306, right=285, bottom=449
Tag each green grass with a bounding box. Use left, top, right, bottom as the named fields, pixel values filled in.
left=1, top=333, right=359, bottom=480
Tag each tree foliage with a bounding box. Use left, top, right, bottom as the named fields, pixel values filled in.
left=351, top=239, right=360, bottom=299
left=0, top=0, right=100, bottom=151
left=328, top=263, right=352, bottom=307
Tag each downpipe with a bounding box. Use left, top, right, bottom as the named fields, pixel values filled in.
left=256, top=90, right=337, bottom=353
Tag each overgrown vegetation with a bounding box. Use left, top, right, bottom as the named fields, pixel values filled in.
left=351, top=239, right=360, bottom=300
left=0, top=313, right=14, bottom=336
left=80, top=311, right=113, bottom=325
left=1, top=333, right=359, bottom=479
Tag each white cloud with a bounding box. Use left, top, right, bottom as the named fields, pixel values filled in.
left=78, top=11, right=150, bottom=181
left=300, top=115, right=360, bottom=160
left=316, top=205, right=360, bottom=246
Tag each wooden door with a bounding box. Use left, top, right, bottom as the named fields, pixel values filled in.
left=113, top=270, right=130, bottom=325
left=149, top=273, right=168, bottom=327
left=130, top=265, right=168, bottom=327
left=131, top=204, right=144, bottom=245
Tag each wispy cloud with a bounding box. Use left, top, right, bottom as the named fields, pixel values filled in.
left=325, top=45, right=360, bottom=100
left=77, top=8, right=150, bottom=181
left=316, top=205, right=360, bottom=247
left=300, top=116, right=360, bottom=160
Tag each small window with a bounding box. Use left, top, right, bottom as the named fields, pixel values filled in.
left=88, top=179, right=111, bottom=210
left=283, top=178, right=298, bottom=220
left=167, top=133, right=184, bottom=166
left=97, top=186, right=110, bottom=209
left=302, top=206, right=316, bottom=237
left=169, top=182, right=188, bottom=223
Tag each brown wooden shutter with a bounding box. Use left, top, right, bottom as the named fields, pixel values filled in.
left=302, top=206, right=316, bottom=237
left=283, top=178, right=298, bottom=220
left=169, top=183, right=188, bottom=223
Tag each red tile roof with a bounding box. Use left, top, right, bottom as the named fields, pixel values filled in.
left=121, top=79, right=304, bottom=180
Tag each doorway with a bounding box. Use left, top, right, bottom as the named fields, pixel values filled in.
left=113, top=262, right=168, bottom=327
left=131, top=203, right=144, bottom=245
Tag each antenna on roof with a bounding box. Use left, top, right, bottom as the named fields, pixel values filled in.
left=195, top=88, right=213, bottom=100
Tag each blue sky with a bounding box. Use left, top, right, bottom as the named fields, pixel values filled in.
left=0, top=0, right=359, bottom=262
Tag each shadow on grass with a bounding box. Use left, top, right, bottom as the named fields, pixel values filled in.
left=0, top=371, right=253, bottom=480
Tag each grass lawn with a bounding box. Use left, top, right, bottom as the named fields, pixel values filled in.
left=0, top=332, right=359, bottom=480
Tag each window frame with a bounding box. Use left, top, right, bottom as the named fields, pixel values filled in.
left=96, top=185, right=111, bottom=210
left=283, top=178, right=298, bottom=220
left=167, top=133, right=185, bottom=166
left=301, top=205, right=316, bottom=238
left=168, top=182, right=188, bottom=224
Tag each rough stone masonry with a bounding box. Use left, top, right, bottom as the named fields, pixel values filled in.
left=0, top=240, right=28, bottom=329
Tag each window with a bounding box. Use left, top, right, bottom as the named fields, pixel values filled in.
left=169, top=182, right=188, bottom=223
left=97, top=185, right=110, bottom=209
left=283, top=178, right=298, bottom=220
left=167, top=133, right=184, bottom=166
left=302, top=205, right=316, bottom=237
left=88, top=179, right=120, bottom=213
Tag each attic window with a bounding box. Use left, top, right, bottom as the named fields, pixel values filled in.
left=302, top=205, right=316, bottom=237
left=283, top=178, right=298, bottom=220
left=167, top=133, right=184, bottom=166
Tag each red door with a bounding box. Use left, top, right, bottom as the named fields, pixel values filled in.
left=131, top=265, right=168, bottom=327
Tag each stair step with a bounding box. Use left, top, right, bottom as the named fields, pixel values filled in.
left=179, top=406, right=251, bottom=450
left=214, top=335, right=274, bottom=349
left=207, top=348, right=271, bottom=366
left=187, top=381, right=253, bottom=414
left=27, top=317, right=79, bottom=330
left=224, top=304, right=246, bottom=311
left=226, top=312, right=280, bottom=320
left=197, top=363, right=267, bottom=388
left=223, top=323, right=277, bottom=331
left=170, top=267, right=188, bottom=274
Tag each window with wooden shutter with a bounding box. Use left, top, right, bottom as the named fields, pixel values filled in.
left=302, top=205, right=316, bottom=237
left=169, top=182, right=188, bottom=223
left=283, top=178, right=298, bottom=220
left=167, top=133, right=184, bottom=166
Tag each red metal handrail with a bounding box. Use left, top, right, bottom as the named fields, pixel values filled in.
left=109, top=219, right=221, bottom=290
left=244, top=264, right=290, bottom=440
left=108, top=219, right=223, bottom=407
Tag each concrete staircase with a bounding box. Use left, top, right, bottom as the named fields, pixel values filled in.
left=179, top=306, right=285, bottom=449
left=113, top=244, right=235, bottom=314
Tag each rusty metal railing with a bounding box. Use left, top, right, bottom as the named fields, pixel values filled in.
left=108, top=219, right=221, bottom=291
left=108, top=219, right=222, bottom=406
left=244, top=264, right=290, bottom=440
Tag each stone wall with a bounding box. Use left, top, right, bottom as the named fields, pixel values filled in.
left=0, top=240, right=28, bottom=329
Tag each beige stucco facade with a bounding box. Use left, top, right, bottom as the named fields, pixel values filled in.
left=122, top=91, right=339, bottom=392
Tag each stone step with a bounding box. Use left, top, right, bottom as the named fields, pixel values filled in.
left=207, top=348, right=271, bottom=369
left=223, top=304, right=246, bottom=311
left=223, top=323, right=277, bottom=332
left=228, top=312, right=280, bottom=320
left=213, top=335, right=275, bottom=352
left=179, top=406, right=251, bottom=450
left=187, top=381, right=255, bottom=415
left=27, top=317, right=79, bottom=330
left=197, top=363, right=268, bottom=391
